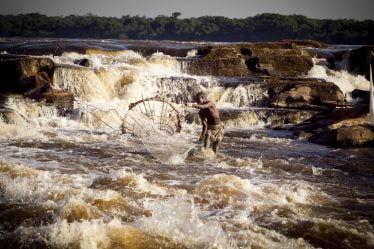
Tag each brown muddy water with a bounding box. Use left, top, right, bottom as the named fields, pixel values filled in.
left=0, top=38, right=373, bottom=249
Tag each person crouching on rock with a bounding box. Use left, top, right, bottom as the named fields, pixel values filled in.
left=186, top=92, right=224, bottom=155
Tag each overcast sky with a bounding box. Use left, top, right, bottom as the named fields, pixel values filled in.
left=1, top=0, right=373, bottom=20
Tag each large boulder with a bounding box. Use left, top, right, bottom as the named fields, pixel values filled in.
left=183, top=42, right=314, bottom=77
left=244, top=44, right=314, bottom=77
left=0, top=54, right=55, bottom=98
left=289, top=105, right=374, bottom=146
left=348, top=46, right=374, bottom=81
left=183, top=46, right=249, bottom=76
left=292, top=105, right=369, bottom=133
left=264, top=77, right=345, bottom=109
left=309, top=125, right=374, bottom=147
left=351, top=89, right=370, bottom=104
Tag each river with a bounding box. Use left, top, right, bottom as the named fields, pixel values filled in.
left=0, top=38, right=373, bottom=249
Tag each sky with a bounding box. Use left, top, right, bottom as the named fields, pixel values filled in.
left=1, top=0, right=373, bottom=20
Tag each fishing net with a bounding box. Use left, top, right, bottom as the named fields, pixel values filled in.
left=121, top=96, right=194, bottom=164
left=121, top=96, right=183, bottom=138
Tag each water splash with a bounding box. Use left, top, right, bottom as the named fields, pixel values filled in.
left=307, top=58, right=370, bottom=102
left=142, top=134, right=195, bottom=164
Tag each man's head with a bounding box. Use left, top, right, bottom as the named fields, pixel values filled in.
left=195, top=92, right=206, bottom=104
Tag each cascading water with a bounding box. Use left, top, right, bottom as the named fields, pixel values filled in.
left=307, top=58, right=371, bottom=102
left=0, top=39, right=374, bottom=249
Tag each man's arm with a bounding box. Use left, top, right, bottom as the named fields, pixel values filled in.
left=192, top=101, right=214, bottom=109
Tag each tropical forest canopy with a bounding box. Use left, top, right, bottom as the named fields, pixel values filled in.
left=0, top=12, right=372, bottom=44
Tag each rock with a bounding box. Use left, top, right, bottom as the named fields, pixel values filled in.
left=43, top=91, right=74, bottom=115
left=351, top=89, right=369, bottom=104
left=0, top=54, right=55, bottom=98
left=289, top=105, right=374, bottom=146
left=292, top=105, right=368, bottom=134
left=74, top=58, right=92, bottom=67
left=183, top=42, right=314, bottom=77
left=309, top=125, right=374, bottom=147
left=280, top=40, right=328, bottom=48
left=183, top=46, right=249, bottom=76
left=348, top=46, right=374, bottom=81
left=245, top=44, right=314, bottom=77
left=296, top=105, right=368, bottom=129
left=264, top=77, right=345, bottom=110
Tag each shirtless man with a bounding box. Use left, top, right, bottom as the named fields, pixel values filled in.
left=187, top=92, right=224, bottom=154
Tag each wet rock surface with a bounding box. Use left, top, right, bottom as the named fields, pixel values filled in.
left=280, top=40, right=329, bottom=48
left=263, top=77, right=345, bottom=110
left=348, top=46, right=374, bottom=81
left=0, top=55, right=75, bottom=115
left=0, top=54, right=55, bottom=96
left=184, top=42, right=314, bottom=77
left=351, top=89, right=370, bottom=104
left=290, top=105, right=374, bottom=147
left=309, top=125, right=374, bottom=147
left=43, top=91, right=75, bottom=114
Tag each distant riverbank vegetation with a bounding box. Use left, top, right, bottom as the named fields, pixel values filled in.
left=0, top=12, right=373, bottom=44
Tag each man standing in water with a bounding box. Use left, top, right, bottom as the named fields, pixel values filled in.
left=186, top=92, right=224, bottom=154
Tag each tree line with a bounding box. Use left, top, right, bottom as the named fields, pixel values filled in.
left=0, top=12, right=372, bottom=44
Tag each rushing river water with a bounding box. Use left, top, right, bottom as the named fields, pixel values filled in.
left=0, top=39, right=373, bottom=249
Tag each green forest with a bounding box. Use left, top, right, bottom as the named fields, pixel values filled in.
left=0, top=12, right=373, bottom=44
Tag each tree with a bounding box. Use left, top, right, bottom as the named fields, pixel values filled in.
left=172, top=12, right=182, bottom=19
left=0, top=13, right=372, bottom=44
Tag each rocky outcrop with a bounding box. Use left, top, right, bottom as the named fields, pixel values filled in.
left=184, top=42, right=314, bottom=77
left=280, top=40, right=328, bottom=48
left=74, top=58, right=92, bottom=67
left=309, top=125, right=374, bottom=147
left=0, top=55, right=75, bottom=115
left=348, top=46, right=374, bottom=81
left=289, top=105, right=374, bottom=146
left=244, top=44, right=314, bottom=77
left=183, top=46, right=249, bottom=76
left=43, top=91, right=75, bottom=115
left=264, top=77, right=345, bottom=110
left=351, top=89, right=370, bottom=104
left=0, top=54, right=55, bottom=97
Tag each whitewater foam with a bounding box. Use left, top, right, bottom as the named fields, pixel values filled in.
left=308, top=58, right=370, bottom=101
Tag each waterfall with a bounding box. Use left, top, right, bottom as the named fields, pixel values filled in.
left=307, top=58, right=370, bottom=102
